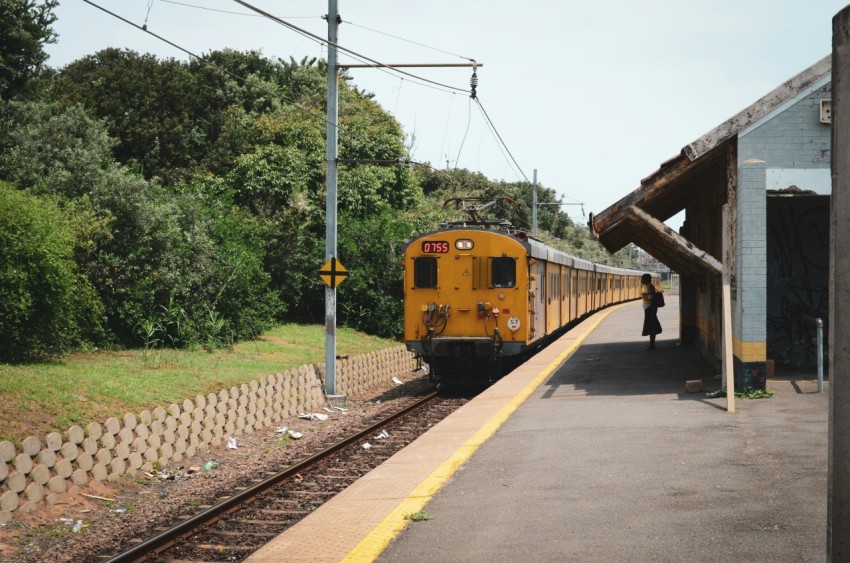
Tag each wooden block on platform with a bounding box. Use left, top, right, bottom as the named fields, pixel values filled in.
left=685, top=380, right=703, bottom=393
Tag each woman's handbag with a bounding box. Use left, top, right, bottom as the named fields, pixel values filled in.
left=652, top=290, right=665, bottom=308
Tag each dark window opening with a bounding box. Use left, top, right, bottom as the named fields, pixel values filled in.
left=414, top=257, right=438, bottom=288
left=491, top=257, right=516, bottom=288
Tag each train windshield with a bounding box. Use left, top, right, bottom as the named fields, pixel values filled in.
left=414, top=257, right=438, bottom=288
left=491, top=257, right=516, bottom=288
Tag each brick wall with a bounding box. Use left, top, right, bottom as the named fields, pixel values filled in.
left=734, top=80, right=831, bottom=387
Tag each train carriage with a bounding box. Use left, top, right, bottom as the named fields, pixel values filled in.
left=403, top=213, right=656, bottom=386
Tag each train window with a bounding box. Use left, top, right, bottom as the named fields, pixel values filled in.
left=491, top=257, right=516, bottom=288
left=413, top=257, right=438, bottom=288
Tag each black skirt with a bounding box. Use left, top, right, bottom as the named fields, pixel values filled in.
left=642, top=306, right=662, bottom=336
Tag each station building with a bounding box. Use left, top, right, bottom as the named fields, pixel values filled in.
left=590, top=56, right=831, bottom=389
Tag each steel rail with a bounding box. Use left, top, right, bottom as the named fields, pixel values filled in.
left=105, top=391, right=440, bottom=562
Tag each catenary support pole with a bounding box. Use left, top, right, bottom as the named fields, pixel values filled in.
left=324, top=0, right=340, bottom=395
left=721, top=203, right=735, bottom=413
left=532, top=169, right=538, bottom=236
left=830, top=5, right=850, bottom=559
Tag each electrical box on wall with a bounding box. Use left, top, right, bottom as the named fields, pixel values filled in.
left=820, top=99, right=832, bottom=124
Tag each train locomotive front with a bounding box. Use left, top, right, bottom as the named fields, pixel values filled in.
left=403, top=227, right=532, bottom=385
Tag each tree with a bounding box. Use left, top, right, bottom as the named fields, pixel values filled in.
left=49, top=48, right=196, bottom=183
left=0, top=0, right=58, bottom=100
left=337, top=209, right=417, bottom=338
left=0, top=101, right=115, bottom=199
left=0, top=182, right=104, bottom=360
left=0, top=100, right=282, bottom=349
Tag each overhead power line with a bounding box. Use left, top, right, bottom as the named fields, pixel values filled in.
left=230, top=0, right=470, bottom=95
left=344, top=19, right=476, bottom=63
left=80, top=0, right=368, bottom=146
left=474, top=97, right=529, bottom=183
left=160, top=0, right=317, bottom=18
left=84, top=0, right=525, bottom=196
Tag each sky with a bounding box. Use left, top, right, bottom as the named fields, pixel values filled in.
left=44, top=0, right=850, bottom=231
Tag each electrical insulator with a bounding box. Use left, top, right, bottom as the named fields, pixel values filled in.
left=470, top=69, right=478, bottom=99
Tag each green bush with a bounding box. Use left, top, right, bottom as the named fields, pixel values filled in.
left=0, top=183, right=104, bottom=360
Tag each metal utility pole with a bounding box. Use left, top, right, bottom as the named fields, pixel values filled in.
left=531, top=169, right=583, bottom=237
left=324, top=0, right=340, bottom=396
left=320, top=3, right=478, bottom=396
left=532, top=169, right=538, bottom=236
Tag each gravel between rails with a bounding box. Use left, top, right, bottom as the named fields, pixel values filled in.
left=0, top=373, right=435, bottom=563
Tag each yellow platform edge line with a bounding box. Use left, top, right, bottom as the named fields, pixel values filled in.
left=342, top=303, right=626, bottom=563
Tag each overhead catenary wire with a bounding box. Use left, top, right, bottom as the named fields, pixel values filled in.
left=143, top=0, right=154, bottom=28
left=473, top=97, right=529, bottom=184
left=160, top=0, right=316, bottom=18
left=79, top=0, right=474, bottom=178
left=231, top=0, right=470, bottom=96
left=472, top=98, right=522, bottom=181
left=343, top=19, right=476, bottom=63
left=80, top=0, right=385, bottom=158
left=84, top=0, right=535, bottom=210
left=453, top=96, right=472, bottom=170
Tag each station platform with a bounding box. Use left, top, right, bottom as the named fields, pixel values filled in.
left=248, top=300, right=828, bottom=562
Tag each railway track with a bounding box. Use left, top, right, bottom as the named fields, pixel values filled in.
left=102, top=390, right=465, bottom=562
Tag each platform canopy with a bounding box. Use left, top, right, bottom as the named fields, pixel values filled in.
left=588, top=55, right=832, bottom=280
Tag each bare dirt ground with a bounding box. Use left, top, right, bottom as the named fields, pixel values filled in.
left=0, top=372, right=433, bottom=563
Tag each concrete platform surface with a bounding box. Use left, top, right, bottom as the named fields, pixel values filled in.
left=249, top=300, right=828, bottom=562
left=378, top=301, right=828, bottom=562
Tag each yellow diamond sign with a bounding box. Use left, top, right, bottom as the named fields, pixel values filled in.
left=319, top=257, right=348, bottom=289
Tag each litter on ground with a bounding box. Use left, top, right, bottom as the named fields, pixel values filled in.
left=299, top=412, right=329, bottom=421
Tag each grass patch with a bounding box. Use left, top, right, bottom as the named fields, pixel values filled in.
left=709, top=387, right=775, bottom=399
left=0, top=324, right=399, bottom=444
left=404, top=511, right=432, bottom=522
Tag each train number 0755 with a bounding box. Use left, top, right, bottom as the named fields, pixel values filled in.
left=421, top=240, right=450, bottom=254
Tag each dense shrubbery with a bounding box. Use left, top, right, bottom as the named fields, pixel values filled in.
left=0, top=5, right=626, bottom=361
left=0, top=183, right=104, bottom=359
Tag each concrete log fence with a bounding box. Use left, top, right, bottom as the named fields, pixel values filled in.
left=0, top=346, right=418, bottom=523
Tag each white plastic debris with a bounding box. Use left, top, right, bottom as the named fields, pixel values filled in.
left=392, top=377, right=403, bottom=385
left=322, top=406, right=334, bottom=413
left=288, top=430, right=303, bottom=439
left=333, top=405, right=349, bottom=412
left=227, top=437, right=240, bottom=449
left=72, top=520, right=83, bottom=533
left=362, top=443, right=372, bottom=450
left=374, top=430, right=389, bottom=440
left=298, top=412, right=329, bottom=421
left=275, top=426, right=288, bottom=434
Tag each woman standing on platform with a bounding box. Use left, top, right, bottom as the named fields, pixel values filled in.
left=641, top=273, right=662, bottom=351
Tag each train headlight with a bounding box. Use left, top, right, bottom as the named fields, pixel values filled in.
left=455, top=239, right=474, bottom=251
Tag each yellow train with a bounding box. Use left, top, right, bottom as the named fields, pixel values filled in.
left=403, top=219, right=654, bottom=386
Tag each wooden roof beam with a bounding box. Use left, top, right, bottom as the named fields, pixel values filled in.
left=628, top=206, right=722, bottom=279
